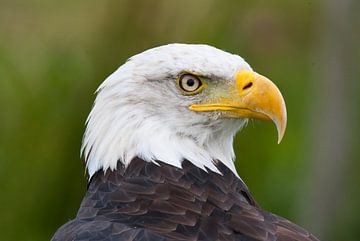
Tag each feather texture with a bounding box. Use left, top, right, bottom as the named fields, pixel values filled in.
left=52, top=158, right=318, bottom=241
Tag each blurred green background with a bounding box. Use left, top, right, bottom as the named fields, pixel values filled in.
left=0, top=0, right=359, bottom=240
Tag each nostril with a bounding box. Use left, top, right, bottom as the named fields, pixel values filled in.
left=242, top=82, right=253, bottom=90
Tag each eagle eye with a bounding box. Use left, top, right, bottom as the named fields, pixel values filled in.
left=177, top=74, right=204, bottom=94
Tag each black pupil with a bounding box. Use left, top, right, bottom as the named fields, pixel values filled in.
left=186, top=78, right=195, bottom=87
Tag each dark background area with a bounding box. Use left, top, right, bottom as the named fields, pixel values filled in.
left=0, top=0, right=359, bottom=240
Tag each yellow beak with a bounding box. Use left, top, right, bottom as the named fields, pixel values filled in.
left=189, top=70, right=287, bottom=143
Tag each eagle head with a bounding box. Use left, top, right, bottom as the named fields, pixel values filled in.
left=82, top=44, right=287, bottom=177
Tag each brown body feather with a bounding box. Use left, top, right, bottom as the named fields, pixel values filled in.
left=52, top=158, right=319, bottom=241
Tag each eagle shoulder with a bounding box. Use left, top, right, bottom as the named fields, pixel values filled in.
left=51, top=158, right=319, bottom=241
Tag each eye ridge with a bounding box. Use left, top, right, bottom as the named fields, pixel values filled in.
left=178, top=74, right=203, bottom=94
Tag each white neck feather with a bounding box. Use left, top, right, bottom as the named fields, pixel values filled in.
left=81, top=68, right=244, bottom=179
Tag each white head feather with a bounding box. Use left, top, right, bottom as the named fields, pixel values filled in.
left=82, top=44, right=252, bottom=178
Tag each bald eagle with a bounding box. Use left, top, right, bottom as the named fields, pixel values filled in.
left=52, top=44, right=318, bottom=241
